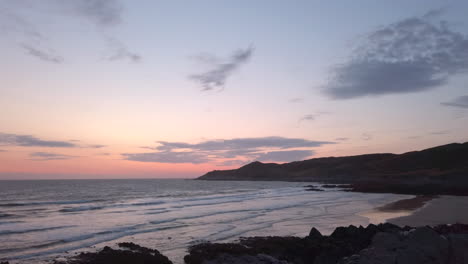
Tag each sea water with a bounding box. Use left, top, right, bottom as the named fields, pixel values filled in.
left=0, top=179, right=410, bottom=263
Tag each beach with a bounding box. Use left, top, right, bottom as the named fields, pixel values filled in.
left=388, top=195, right=468, bottom=227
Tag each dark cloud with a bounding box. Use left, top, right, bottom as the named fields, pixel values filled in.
left=0, top=133, right=76, bottom=148
left=190, top=46, right=254, bottom=91
left=20, top=44, right=63, bottom=63
left=0, top=149, right=6, bottom=152
left=124, top=136, right=333, bottom=164
left=30, top=152, right=76, bottom=161
left=323, top=11, right=468, bottom=99
left=441, top=95, right=468, bottom=109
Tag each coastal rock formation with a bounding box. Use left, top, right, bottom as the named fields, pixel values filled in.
left=184, top=224, right=468, bottom=264
left=54, top=242, right=172, bottom=264
left=340, top=225, right=468, bottom=264
left=34, top=224, right=468, bottom=264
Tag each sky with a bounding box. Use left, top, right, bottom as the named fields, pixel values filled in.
left=1, top=0, right=468, bottom=179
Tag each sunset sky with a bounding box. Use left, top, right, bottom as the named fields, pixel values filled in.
left=1, top=0, right=468, bottom=179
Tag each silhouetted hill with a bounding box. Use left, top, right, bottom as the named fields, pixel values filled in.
left=198, top=142, right=468, bottom=195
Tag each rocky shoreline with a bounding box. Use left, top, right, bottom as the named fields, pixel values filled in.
left=4, top=223, right=466, bottom=264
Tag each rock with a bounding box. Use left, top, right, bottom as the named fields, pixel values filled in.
left=54, top=243, right=172, bottom=264
left=203, top=253, right=289, bottom=264
left=186, top=224, right=468, bottom=264
left=339, top=226, right=468, bottom=264
left=447, top=234, right=468, bottom=264
left=322, top=184, right=339, bottom=188
left=306, top=187, right=325, bottom=192
left=434, top=223, right=468, bottom=235
left=308, top=227, right=323, bottom=240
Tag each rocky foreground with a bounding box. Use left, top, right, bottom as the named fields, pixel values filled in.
left=4, top=223, right=465, bottom=264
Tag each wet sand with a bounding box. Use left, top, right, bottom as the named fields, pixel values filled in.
left=386, top=195, right=468, bottom=226
left=376, top=195, right=436, bottom=212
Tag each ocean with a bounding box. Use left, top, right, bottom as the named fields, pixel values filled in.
left=0, top=179, right=410, bottom=263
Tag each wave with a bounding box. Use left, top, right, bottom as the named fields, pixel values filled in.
left=0, top=213, right=14, bottom=218
left=59, top=205, right=104, bottom=213
left=0, top=199, right=101, bottom=207
left=4, top=223, right=188, bottom=260
left=0, top=225, right=75, bottom=236
left=0, top=239, right=66, bottom=254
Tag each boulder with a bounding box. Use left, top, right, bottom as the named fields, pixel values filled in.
left=54, top=243, right=172, bottom=264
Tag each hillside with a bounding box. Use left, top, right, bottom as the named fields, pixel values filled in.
left=198, top=142, right=468, bottom=195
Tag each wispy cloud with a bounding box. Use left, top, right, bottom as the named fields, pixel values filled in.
left=123, top=136, right=333, bottom=165
left=0, top=6, right=63, bottom=63
left=335, top=137, right=349, bottom=141
left=30, top=152, right=76, bottom=161
left=0, top=0, right=140, bottom=62
left=299, top=114, right=315, bottom=122
left=124, top=151, right=210, bottom=164
left=429, top=130, right=450, bottom=135
left=441, top=95, right=468, bottom=109
left=190, top=46, right=254, bottom=91
left=255, top=150, right=315, bottom=162
left=289, top=98, right=304, bottom=103
left=104, top=37, right=141, bottom=62
left=57, top=0, right=123, bottom=27
left=361, top=133, right=372, bottom=141
left=0, top=133, right=76, bottom=148
left=87, top=144, right=107, bottom=149
left=20, top=43, right=63, bottom=63
left=298, top=111, right=330, bottom=124
left=0, top=132, right=106, bottom=149
left=323, top=10, right=468, bottom=99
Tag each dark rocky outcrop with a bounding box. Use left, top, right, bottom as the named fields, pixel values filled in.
left=340, top=226, right=468, bottom=264
left=198, top=142, right=468, bottom=196
left=53, top=242, right=172, bottom=264
left=184, top=224, right=468, bottom=264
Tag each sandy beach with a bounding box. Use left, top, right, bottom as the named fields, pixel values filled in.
left=387, top=195, right=468, bottom=226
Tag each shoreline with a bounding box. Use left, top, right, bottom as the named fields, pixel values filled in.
left=388, top=195, right=468, bottom=227
left=3, top=190, right=467, bottom=264
left=28, top=223, right=468, bottom=264
left=361, top=194, right=468, bottom=227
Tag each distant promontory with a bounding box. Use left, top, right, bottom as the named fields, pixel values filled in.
left=198, top=142, right=468, bottom=195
